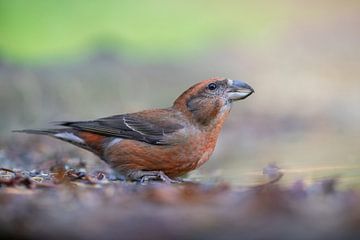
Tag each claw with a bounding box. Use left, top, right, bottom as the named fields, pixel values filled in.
left=140, top=175, right=158, bottom=184
left=157, top=171, right=182, bottom=184
left=129, top=170, right=182, bottom=184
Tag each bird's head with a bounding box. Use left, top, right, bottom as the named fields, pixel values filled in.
left=173, top=77, right=254, bottom=126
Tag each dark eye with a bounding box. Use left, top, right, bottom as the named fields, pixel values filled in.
left=208, top=83, right=217, bottom=90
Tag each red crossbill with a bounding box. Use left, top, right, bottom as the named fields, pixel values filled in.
left=14, top=77, right=254, bottom=183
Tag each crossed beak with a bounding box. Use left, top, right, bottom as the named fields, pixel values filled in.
left=227, top=79, right=254, bottom=101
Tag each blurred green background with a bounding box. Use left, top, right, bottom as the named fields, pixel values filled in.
left=0, top=0, right=359, bottom=187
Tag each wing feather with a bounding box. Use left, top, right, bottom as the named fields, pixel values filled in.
left=58, top=111, right=183, bottom=145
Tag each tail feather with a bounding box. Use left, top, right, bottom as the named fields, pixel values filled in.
left=13, top=128, right=86, bottom=145
left=13, top=128, right=104, bottom=156
left=12, top=129, right=65, bottom=135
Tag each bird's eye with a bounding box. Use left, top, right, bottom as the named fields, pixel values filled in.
left=208, top=83, right=217, bottom=90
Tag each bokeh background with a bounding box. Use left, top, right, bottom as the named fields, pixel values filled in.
left=1, top=0, right=359, bottom=187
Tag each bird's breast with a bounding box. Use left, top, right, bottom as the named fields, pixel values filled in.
left=103, top=117, right=227, bottom=177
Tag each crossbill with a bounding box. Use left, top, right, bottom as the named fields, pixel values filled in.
left=15, top=77, right=254, bottom=183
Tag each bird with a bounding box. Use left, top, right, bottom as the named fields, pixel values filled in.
left=14, top=77, right=254, bottom=183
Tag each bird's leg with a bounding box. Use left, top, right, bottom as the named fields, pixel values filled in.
left=127, top=170, right=182, bottom=184
left=156, top=171, right=184, bottom=184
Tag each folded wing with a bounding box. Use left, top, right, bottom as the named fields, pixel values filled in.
left=58, top=111, right=184, bottom=145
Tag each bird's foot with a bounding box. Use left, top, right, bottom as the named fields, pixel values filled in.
left=128, top=170, right=182, bottom=184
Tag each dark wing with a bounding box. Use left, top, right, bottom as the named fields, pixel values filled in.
left=58, top=112, right=184, bottom=145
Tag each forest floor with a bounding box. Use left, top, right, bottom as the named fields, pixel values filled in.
left=1, top=137, right=360, bottom=240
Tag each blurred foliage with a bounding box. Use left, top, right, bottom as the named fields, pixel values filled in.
left=0, top=0, right=289, bottom=62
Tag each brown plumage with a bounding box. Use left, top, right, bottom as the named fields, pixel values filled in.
left=14, top=77, right=254, bottom=183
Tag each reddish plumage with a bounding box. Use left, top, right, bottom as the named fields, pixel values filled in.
left=14, top=77, right=254, bottom=183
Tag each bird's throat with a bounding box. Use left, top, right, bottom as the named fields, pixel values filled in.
left=185, top=97, right=231, bottom=128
